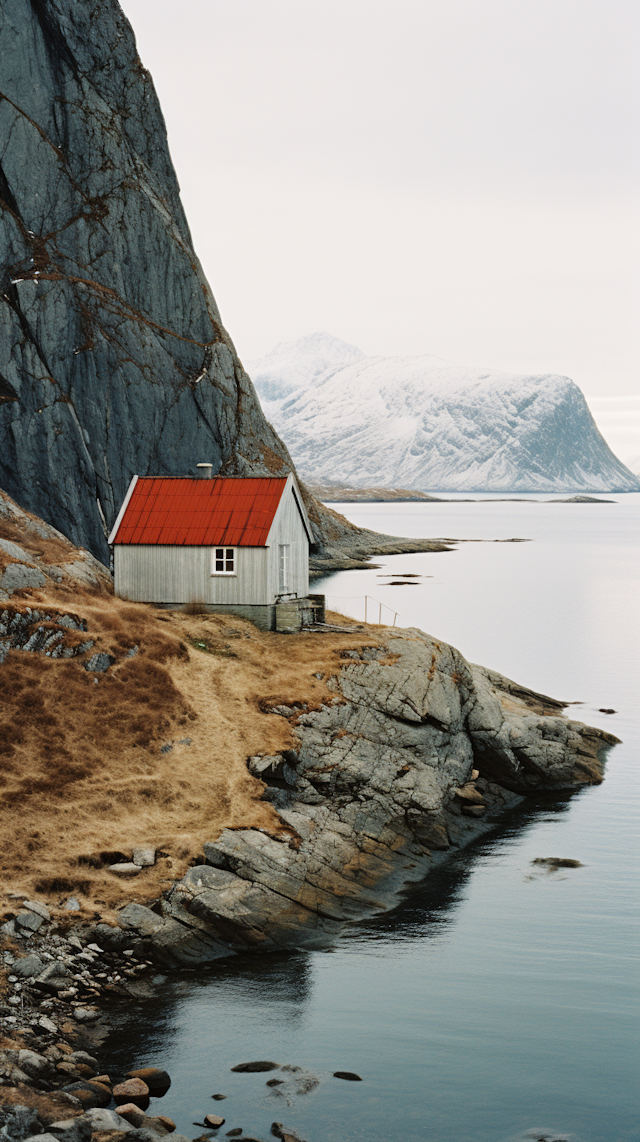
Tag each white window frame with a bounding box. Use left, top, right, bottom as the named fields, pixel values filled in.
left=278, top=543, right=290, bottom=592
left=211, top=546, right=236, bottom=576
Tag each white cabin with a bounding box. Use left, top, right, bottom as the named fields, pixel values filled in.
left=108, top=472, right=316, bottom=630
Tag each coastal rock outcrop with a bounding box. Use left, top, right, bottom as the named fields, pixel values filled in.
left=117, top=628, right=617, bottom=962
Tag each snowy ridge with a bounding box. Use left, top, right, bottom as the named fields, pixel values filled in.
left=247, top=334, right=640, bottom=493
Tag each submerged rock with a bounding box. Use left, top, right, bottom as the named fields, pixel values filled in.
left=231, top=1062, right=279, bottom=1073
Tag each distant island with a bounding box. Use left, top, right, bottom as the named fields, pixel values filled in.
left=308, top=484, right=615, bottom=505
left=248, top=332, right=639, bottom=494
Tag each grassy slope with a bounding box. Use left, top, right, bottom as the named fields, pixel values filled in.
left=1, top=575, right=376, bottom=925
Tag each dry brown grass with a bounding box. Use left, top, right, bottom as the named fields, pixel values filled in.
left=0, top=576, right=383, bottom=921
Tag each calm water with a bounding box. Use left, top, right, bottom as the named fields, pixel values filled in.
left=105, top=495, right=640, bottom=1142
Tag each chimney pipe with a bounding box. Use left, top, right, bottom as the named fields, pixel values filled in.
left=196, top=463, right=213, bottom=479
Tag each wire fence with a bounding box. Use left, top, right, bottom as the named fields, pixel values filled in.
left=324, top=594, right=400, bottom=626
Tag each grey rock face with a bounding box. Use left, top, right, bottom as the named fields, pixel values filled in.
left=118, top=627, right=617, bottom=961
left=0, top=1106, right=41, bottom=1141
left=0, top=487, right=112, bottom=599
left=0, top=603, right=93, bottom=661
left=0, top=0, right=301, bottom=563
left=84, top=652, right=114, bottom=673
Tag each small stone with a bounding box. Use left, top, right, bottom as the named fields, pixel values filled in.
left=64, top=898, right=81, bottom=911
left=127, top=1066, right=171, bottom=1092
left=114, top=1104, right=147, bottom=1128
left=84, top=1108, right=134, bottom=1134
left=73, top=1008, right=100, bottom=1023
left=74, top=1063, right=97, bottom=1078
left=109, top=863, right=143, bottom=877
left=113, top=1077, right=151, bottom=1104
left=132, top=847, right=156, bottom=867
left=265, top=1079, right=284, bottom=1087
left=203, top=1114, right=225, bottom=1128
left=461, top=804, right=486, bottom=817
left=231, top=1061, right=279, bottom=1073
left=270, top=1126, right=307, bottom=1142
left=332, top=1071, right=362, bottom=1081
left=453, top=784, right=485, bottom=805
left=84, top=653, right=115, bottom=673
left=532, top=857, right=584, bottom=869
left=60, top=1082, right=111, bottom=1109
left=57, top=1062, right=81, bottom=1077
left=22, top=899, right=51, bottom=921
left=153, top=1116, right=176, bottom=1133
left=16, top=909, right=44, bottom=931
left=13, top=952, right=45, bottom=978
left=39, top=1015, right=58, bottom=1032
left=211, top=1095, right=228, bottom=1101
left=226, top=1132, right=242, bottom=1138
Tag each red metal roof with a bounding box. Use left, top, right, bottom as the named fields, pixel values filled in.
left=112, top=477, right=289, bottom=546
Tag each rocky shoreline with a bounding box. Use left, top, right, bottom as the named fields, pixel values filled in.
left=0, top=624, right=619, bottom=1142
left=1, top=628, right=617, bottom=976
left=113, top=626, right=615, bottom=964
left=0, top=927, right=336, bottom=1142
left=308, top=531, right=455, bottom=575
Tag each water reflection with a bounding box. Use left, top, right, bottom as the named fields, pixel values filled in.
left=103, top=798, right=575, bottom=1064
left=354, top=798, right=574, bottom=943
left=103, top=951, right=313, bottom=1071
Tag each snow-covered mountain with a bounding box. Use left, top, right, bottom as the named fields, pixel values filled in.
left=247, top=334, right=640, bottom=493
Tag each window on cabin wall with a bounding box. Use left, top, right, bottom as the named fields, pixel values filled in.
left=278, top=544, right=290, bottom=592
left=211, top=547, right=235, bottom=575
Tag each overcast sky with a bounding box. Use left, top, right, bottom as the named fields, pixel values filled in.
left=120, top=0, right=639, bottom=465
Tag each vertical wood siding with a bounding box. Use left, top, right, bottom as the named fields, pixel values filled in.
left=113, top=480, right=309, bottom=604
left=115, top=545, right=270, bottom=604
left=266, top=485, right=309, bottom=599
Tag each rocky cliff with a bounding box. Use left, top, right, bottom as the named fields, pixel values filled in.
left=117, top=630, right=617, bottom=963
left=0, top=0, right=341, bottom=564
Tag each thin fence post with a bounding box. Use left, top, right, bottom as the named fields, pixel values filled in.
left=379, top=602, right=382, bottom=624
